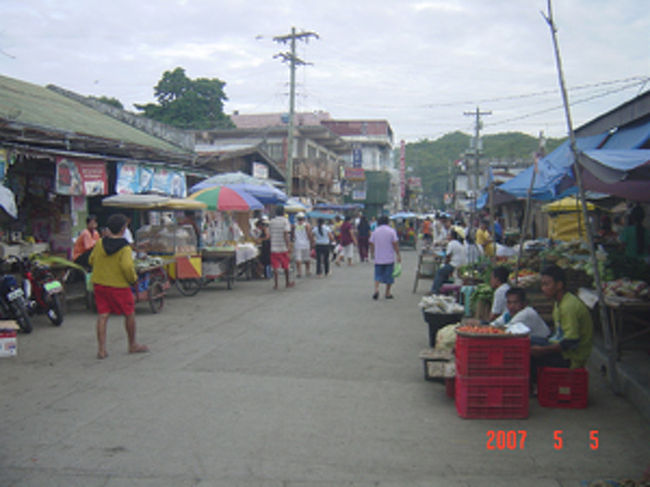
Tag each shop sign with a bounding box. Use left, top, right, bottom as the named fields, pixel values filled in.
left=56, top=157, right=107, bottom=196
left=344, top=167, right=365, bottom=181
left=252, top=162, right=269, bottom=179
left=352, top=146, right=362, bottom=168
left=352, top=189, right=366, bottom=201
left=116, top=162, right=187, bottom=197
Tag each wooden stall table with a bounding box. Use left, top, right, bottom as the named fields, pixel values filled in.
left=413, top=245, right=443, bottom=293
left=603, top=296, right=650, bottom=359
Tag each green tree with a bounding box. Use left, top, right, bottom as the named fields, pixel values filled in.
left=136, top=67, right=235, bottom=130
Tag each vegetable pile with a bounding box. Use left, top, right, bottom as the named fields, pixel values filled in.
left=602, top=278, right=649, bottom=300
left=456, top=325, right=506, bottom=335
left=419, top=295, right=464, bottom=314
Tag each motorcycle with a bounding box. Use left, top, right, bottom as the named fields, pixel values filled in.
left=18, top=256, right=64, bottom=327
left=0, top=267, right=33, bottom=334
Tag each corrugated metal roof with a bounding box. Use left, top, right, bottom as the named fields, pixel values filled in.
left=0, top=75, right=184, bottom=154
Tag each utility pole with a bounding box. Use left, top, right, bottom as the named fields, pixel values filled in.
left=273, top=27, right=319, bottom=196
left=463, top=107, right=491, bottom=240
left=463, top=107, right=492, bottom=194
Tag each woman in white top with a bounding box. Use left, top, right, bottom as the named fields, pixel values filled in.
left=430, top=229, right=466, bottom=294
left=293, top=213, right=313, bottom=278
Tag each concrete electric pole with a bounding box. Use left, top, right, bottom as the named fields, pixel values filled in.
left=273, top=27, right=319, bottom=196
left=463, top=107, right=492, bottom=194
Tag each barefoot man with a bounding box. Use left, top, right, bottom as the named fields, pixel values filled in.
left=89, top=213, right=148, bottom=359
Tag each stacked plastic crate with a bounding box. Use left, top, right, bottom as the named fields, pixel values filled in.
left=454, top=333, right=531, bottom=419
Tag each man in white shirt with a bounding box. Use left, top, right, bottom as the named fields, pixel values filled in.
left=430, top=229, right=466, bottom=294
left=491, top=287, right=550, bottom=340
left=489, top=266, right=510, bottom=321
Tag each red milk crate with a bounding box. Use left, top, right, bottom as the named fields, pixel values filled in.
left=455, top=375, right=529, bottom=419
left=537, top=367, right=588, bottom=409
left=455, top=334, right=530, bottom=377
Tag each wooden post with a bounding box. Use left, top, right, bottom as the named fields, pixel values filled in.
left=543, top=0, right=620, bottom=393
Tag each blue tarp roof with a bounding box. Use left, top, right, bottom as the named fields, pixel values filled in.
left=580, top=149, right=650, bottom=201
left=497, top=132, right=609, bottom=200
left=601, top=119, right=650, bottom=150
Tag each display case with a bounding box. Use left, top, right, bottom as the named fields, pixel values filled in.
left=136, top=224, right=197, bottom=255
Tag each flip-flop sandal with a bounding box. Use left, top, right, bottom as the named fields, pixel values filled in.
left=97, top=352, right=108, bottom=360
left=372, top=292, right=379, bottom=300
left=129, top=345, right=149, bottom=354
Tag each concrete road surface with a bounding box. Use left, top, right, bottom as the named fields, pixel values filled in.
left=1, top=251, right=648, bottom=486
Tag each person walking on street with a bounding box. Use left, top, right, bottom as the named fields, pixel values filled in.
left=293, top=212, right=314, bottom=278
left=269, top=205, right=294, bottom=289
left=369, top=215, right=401, bottom=300
left=313, top=218, right=334, bottom=277
left=89, top=213, right=148, bottom=360
left=336, top=215, right=358, bottom=266
left=357, top=215, right=370, bottom=262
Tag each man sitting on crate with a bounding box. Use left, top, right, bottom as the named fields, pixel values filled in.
left=530, top=264, right=593, bottom=384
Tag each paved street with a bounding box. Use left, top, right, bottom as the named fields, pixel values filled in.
left=1, top=250, right=648, bottom=486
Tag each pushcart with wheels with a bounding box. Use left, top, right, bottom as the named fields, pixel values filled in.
left=133, top=263, right=169, bottom=313
left=200, top=247, right=236, bottom=290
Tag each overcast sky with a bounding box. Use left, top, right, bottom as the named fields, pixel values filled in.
left=2, top=0, right=649, bottom=142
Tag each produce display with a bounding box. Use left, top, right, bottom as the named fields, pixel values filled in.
left=456, top=325, right=506, bottom=335
left=602, top=278, right=649, bottom=300
left=134, top=255, right=166, bottom=273
left=419, top=295, right=464, bottom=314
left=508, top=269, right=540, bottom=288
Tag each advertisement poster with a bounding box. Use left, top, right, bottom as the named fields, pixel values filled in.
left=56, top=157, right=107, bottom=195
left=115, top=163, right=186, bottom=197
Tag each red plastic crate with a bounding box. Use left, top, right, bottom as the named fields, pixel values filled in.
left=537, top=367, right=588, bottom=409
left=455, top=335, right=530, bottom=377
left=455, top=374, right=529, bottom=419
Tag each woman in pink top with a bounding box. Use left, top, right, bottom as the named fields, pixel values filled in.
left=369, top=216, right=401, bottom=300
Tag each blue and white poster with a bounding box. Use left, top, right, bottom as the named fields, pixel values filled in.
left=116, top=163, right=186, bottom=197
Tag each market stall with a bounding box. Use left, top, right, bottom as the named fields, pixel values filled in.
left=189, top=185, right=261, bottom=289
left=102, top=194, right=206, bottom=297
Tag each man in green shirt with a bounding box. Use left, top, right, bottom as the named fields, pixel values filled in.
left=530, top=264, right=593, bottom=383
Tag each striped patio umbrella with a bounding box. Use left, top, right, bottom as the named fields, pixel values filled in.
left=189, top=185, right=263, bottom=211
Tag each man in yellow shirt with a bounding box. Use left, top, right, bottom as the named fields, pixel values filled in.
left=89, top=213, right=148, bottom=359
left=475, top=219, right=494, bottom=256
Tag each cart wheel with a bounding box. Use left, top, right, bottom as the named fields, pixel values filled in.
left=175, top=278, right=202, bottom=296
left=86, top=290, right=96, bottom=312
left=227, top=276, right=234, bottom=290
left=148, top=279, right=165, bottom=313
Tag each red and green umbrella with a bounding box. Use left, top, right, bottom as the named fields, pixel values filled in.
left=189, top=185, right=263, bottom=211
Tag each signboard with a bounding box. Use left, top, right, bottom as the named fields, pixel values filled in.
left=344, top=167, right=365, bottom=181
left=56, top=157, right=107, bottom=196
left=252, top=162, right=269, bottom=179
left=116, top=162, right=186, bottom=197
left=352, top=189, right=366, bottom=201
left=352, top=146, right=362, bottom=168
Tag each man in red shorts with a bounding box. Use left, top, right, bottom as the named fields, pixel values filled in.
left=268, top=205, right=294, bottom=289
left=89, top=213, right=148, bottom=359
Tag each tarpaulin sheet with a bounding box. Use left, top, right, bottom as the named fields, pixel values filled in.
left=601, top=119, right=650, bottom=149
left=497, top=132, right=609, bottom=200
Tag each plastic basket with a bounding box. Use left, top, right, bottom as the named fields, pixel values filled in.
left=537, top=367, right=588, bottom=409
left=422, top=311, right=463, bottom=347
left=455, top=375, right=529, bottom=419
left=455, top=334, right=530, bottom=377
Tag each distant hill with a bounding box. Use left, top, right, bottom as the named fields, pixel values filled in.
left=399, top=131, right=564, bottom=207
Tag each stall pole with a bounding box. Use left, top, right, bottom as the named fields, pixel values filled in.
left=514, top=161, right=537, bottom=286
left=489, top=179, right=496, bottom=260
left=543, top=0, right=620, bottom=393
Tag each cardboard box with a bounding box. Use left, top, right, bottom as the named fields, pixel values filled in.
left=0, top=320, right=19, bottom=357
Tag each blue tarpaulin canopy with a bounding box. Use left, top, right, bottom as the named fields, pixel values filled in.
left=580, top=149, right=650, bottom=201
left=390, top=211, right=417, bottom=220
left=497, top=132, right=609, bottom=200
left=601, top=120, right=650, bottom=150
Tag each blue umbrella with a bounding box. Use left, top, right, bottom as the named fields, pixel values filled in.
left=225, top=183, right=287, bottom=205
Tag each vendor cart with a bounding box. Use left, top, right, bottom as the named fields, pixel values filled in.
left=200, top=247, right=236, bottom=289
left=133, top=261, right=170, bottom=313
left=102, top=194, right=207, bottom=297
